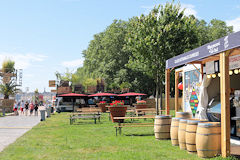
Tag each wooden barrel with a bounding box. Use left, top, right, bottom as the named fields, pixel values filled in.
left=176, top=112, right=192, bottom=118
left=170, top=117, right=182, bottom=146
left=196, top=122, right=221, bottom=158
left=178, top=119, right=188, bottom=150
left=186, top=119, right=208, bottom=154
left=154, top=115, right=172, bottom=140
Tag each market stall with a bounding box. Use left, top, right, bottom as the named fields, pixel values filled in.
left=165, top=31, right=240, bottom=157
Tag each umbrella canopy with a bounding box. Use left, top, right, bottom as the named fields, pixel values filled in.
left=118, top=92, right=147, bottom=96
left=58, top=93, right=88, bottom=97
left=88, top=93, right=117, bottom=97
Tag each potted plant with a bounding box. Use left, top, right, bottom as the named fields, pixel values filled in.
left=97, top=101, right=108, bottom=112
left=108, top=100, right=127, bottom=123
left=134, top=100, right=148, bottom=109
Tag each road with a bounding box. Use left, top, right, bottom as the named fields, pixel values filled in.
left=0, top=110, right=42, bottom=152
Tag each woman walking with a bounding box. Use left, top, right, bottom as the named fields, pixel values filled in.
left=29, top=102, right=34, bottom=116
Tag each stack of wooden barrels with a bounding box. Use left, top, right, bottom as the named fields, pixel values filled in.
left=169, top=112, right=221, bottom=158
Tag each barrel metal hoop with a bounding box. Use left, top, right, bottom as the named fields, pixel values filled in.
left=180, top=121, right=187, bottom=123
left=197, top=126, right=220, bottom=128
left=155, top=116, right=171, bottom=119
left=197, top=149, right=220, bottom=151
left=196, top=133, right=221, bottom=136
left=178, top=129, right=186, bottom=131
left=185, top=131, right=196, bottom=133
left=186, top=143, right=196, bottom=145
left=171, top=126, right=179, bottom=128
left=171, top=138, right=178, bottom=140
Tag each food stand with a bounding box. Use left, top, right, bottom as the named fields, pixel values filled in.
left=165, top=31, right=240, bottom=157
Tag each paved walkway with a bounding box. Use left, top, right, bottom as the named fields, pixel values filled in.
left=0, top=113, right=41, bottom=152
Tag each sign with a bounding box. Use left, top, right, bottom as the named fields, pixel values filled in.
left=166, top=31, right=240, bottom=69
left=57, top=86, right=72, bottom=94
left=49, top=80, right=56, bottom=87
left=230, top=55, right=240, bottom=70
left=51, top=89, right=57, bottom=93
left=205, top=61, right=215, bottom=74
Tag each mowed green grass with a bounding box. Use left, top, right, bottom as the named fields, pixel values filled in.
left=0, top=112, right=237, bottom=160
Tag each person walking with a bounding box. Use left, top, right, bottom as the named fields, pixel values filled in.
left=13, top=101, right=18, bottom=116
left=34, top=102, right=39, bottom=116
left=29, top=102, right=34, bottom=116
left=25, top=101, right=29, bottom=116
left=20, top=100, right=24, bottom=115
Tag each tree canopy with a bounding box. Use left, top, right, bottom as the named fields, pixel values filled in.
left=71, top=1, right=233, bottom=96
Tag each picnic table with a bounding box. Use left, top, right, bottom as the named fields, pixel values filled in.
left=69, top=112, right=101, bottom=125
left=113, top=115, right=155, bottom=136
left=135, top=108, right=156, bottom=116
left=76, top=107, right=101, bottom=113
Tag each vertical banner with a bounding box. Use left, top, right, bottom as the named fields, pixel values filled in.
left=183, top=68, right=201, bottom=117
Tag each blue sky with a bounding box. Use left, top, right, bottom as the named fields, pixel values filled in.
left=0, top=0, right=239, bottom=92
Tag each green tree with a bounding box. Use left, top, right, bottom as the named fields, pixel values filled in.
left=125, top=2, right=198, bottom=114
left=195, top=18, right=233, bottom=46
left=55, top=69, right=73, bottom=82
left=82, top=20, right=132, bottom=90
left=0, top=80, right=19, bottom=99
left=2, top=59, right=15, bottom=73
left=208, top=19, right=233, bottom=41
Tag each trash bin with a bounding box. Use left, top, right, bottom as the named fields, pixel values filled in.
left=40, top=110, right=46, bottom=121
left=46, top=108, right=51, bottom=118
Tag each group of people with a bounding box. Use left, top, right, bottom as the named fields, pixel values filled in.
left=13, top=100, right=39, bottom=116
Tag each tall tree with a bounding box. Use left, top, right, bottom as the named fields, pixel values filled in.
left=125, top=2, right=198, bottom=114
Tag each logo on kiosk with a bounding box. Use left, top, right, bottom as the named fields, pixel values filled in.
left=207, top=41, right=220, bottom=54
left=224, top=36, right=229, bottom=49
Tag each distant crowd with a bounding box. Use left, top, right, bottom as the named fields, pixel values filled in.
left=13, top=100, right=39, bottom=116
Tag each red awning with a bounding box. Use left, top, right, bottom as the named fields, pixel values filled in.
left=58, top=93, right=88, bottom=97
left=88, top=93, right=117, bottom=97
left=118, top=92, right=147, bottom=96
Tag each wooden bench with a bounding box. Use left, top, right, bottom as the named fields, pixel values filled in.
left=77, top=108, right=101, bottom=113
left=113, top=116, right=155, bottom=136
left=135, top=108, right=156, bottom=116
left=69, top=113, right=101, bottom=125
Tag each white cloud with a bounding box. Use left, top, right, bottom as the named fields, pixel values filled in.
left=0, top=53, right=47, bottom=69
left=226, top=17, right=240, bottom=32
left=62, top=59, right=84, bottom=68
left=181, top=4, right=197, bottom=17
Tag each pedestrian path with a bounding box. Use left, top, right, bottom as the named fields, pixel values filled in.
left=0, top=115, right=40, bottom=152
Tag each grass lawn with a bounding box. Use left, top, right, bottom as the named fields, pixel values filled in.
left=0, top=112, right=237, bottom=160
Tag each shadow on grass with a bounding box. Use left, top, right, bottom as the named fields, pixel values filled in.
left=124, top=133, right=154, bottom=136
left=231, top=154, right=240, bottom=159
left=71, top=121, right=102, bottom=125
